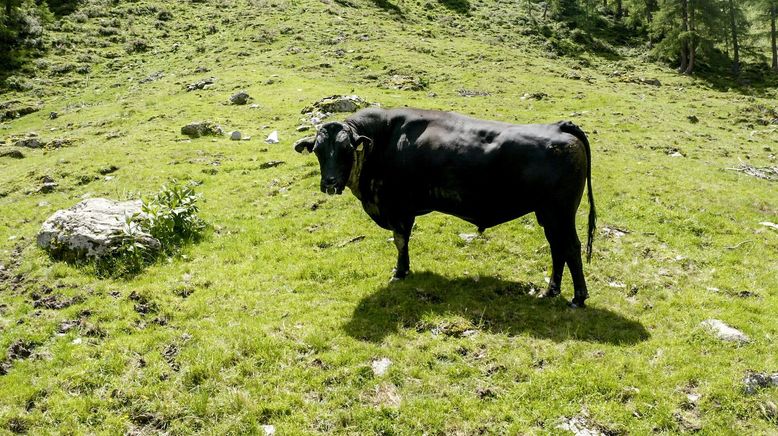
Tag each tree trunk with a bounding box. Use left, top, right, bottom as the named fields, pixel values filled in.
left=684, top=0, right=696, bottom=75
left=679, top=0, right=689, bottom=72
left=728, top=0, right=740, bottom=74
left=616, top=0, right=623, bottom=18
left=770, top=4, right=778, bottom=71
left=5, top=0, right=11, bottom=17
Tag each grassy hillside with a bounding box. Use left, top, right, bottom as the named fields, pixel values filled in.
left=1, top=0, right=777, bottom=433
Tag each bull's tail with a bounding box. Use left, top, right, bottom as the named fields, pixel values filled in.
left=560, top=121, right=596, bottom=263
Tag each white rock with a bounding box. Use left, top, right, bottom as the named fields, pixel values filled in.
left=37, top=198, right=161, bottom=261
left=266, top=130, right=279, bottom=143
left=760, top=222, right=778, bottom=230
left=72, top=338, right=82, bottom=345
left=261, top=425, right=275, bottom=435
left=701, top=319, right=750, bottom=344
left=557, top=416, right=604, bottom=436
left=371, top=357, right=392, bottom=376
left=459, top=233, right=478, bottom=243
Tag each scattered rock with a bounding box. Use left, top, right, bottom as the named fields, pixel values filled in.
left=459, top=233, right=478, bottom=243
left=193, top=66, right=210, bottom=74
left=98, top=165, right=119, bottom=175
left=37, top=198, right=161, bottom=261
left=181, top=121, right=223, bottom=138
left=49, top=111, right=58, bottom=119
left=139, top=71, right=164, bottom=84
left=565, top=71, right=581, bottom=80
left=556, top=414, right=607, bottom=436
left=520, top=92, right=548, bottom=101
left=458, top=89, right=490, bottom=97
left=0, top=101, right=40, bottom=121
left=265, top=131, right=279, bottom=144
left=687, top=115, right=699, bottom=124
left=261, top=425, right=276, bottom=436
left=259, top=160, right=285, bottom=169
left=743, top=371, right=778, bottom=394
left=49, top=138, right=74, bottom=148
left=185, top=77, right=216, bottom=92
left=301, top=95, right=371, bottom=114
left=602, top=226, right=629, bottom=238
left=371, top=357, right=392, bottom=376
left=38, top=175, right=58, bottom=193
left=229, top=91, right=251, bottom=105
left=15, top=138, right=43, bottom=148
left=0, top=149, right=24, bottom=159
left=296, top=125, right=311, bottom=132
left=700, top=319, right=750, bottom=344
left=230, top=131, right=242, bottom=141
left=380, top=74, right=427, bottom=91
left=619, top=76, right=662, bottom=87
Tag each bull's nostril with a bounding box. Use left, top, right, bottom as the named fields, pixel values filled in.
left=324, top=176, right=336, bottom=185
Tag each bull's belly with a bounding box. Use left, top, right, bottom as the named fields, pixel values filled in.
left=429, top=202, right=535, bottom=229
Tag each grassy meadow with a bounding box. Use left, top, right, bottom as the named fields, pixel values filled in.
left=1, top=0, right=777, bottom=433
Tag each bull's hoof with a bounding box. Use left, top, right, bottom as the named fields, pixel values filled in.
left=568, top=299, right=587, bottom=309
left=390, top=268, right=409, bottom=282
left=537, top=286, right=561, bottom=299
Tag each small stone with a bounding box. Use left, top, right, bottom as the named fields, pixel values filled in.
left=72, top=337, right=82, bottom=344
left=688, top=115, right=700, bottom=124
left=0, top=149, right=24, bottom=159
left=701, top=319, right=750, bottom=344
left=229, top=91, right=250, bottom=105
left=459, top=233, right=478, bottom=243
left=186, top=77, right=216, bottom=92
left=296, top=125, right=311, bottom=132
left=230, top=131, right=242, bottom=140
left=743, top=372, right=778, bottom=394
left=261, top=425, right=275, bottom=436
left=371, top=357, right=392, bottom=376
left=301, top=95, right=371, bottom=114
left=259, top=160, right=284, bottom=170
left=15, top=138, right=43, bottom=148
left=266, top=131, right=279, bottom=144
left=181, top=121, right=223, bottom=138
left=49, top=111, right=58, bottom=119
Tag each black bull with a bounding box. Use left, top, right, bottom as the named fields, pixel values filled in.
left=294, top=108, right=596, bottom=307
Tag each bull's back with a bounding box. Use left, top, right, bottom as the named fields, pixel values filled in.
left=376, top=112, right=586, bottom=227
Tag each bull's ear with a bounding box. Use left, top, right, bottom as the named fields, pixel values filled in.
left=351, top=134, right=372, bottom=152
left=293, top=136, right=316, bottom=154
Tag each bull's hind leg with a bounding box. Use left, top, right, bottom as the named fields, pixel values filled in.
left=537, top=212, right=588, bottom=307
left=539, top=224, right=566, bottom=299
left=390, top=216, right=415, bottom=280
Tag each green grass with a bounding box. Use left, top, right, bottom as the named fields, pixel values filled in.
left=1, top=0, right=777, bottom=433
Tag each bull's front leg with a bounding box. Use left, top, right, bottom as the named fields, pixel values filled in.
left=390, top=217, right=415, bottom=281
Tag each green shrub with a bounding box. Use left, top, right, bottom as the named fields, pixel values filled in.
left=141, top=180, right=207, bottom=246
left=97, top=180, right=207, bottom=277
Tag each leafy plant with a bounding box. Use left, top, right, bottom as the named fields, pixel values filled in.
left=140, top=179, right=207, bottom=246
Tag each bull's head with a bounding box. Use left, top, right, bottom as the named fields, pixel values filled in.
left=294, top=122, right=371, bottom=195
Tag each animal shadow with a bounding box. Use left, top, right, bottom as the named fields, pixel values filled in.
left=344, top=271, right=649, bottom=345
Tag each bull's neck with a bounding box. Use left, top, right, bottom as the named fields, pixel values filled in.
left=346, top=149, right=366, bottom=200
